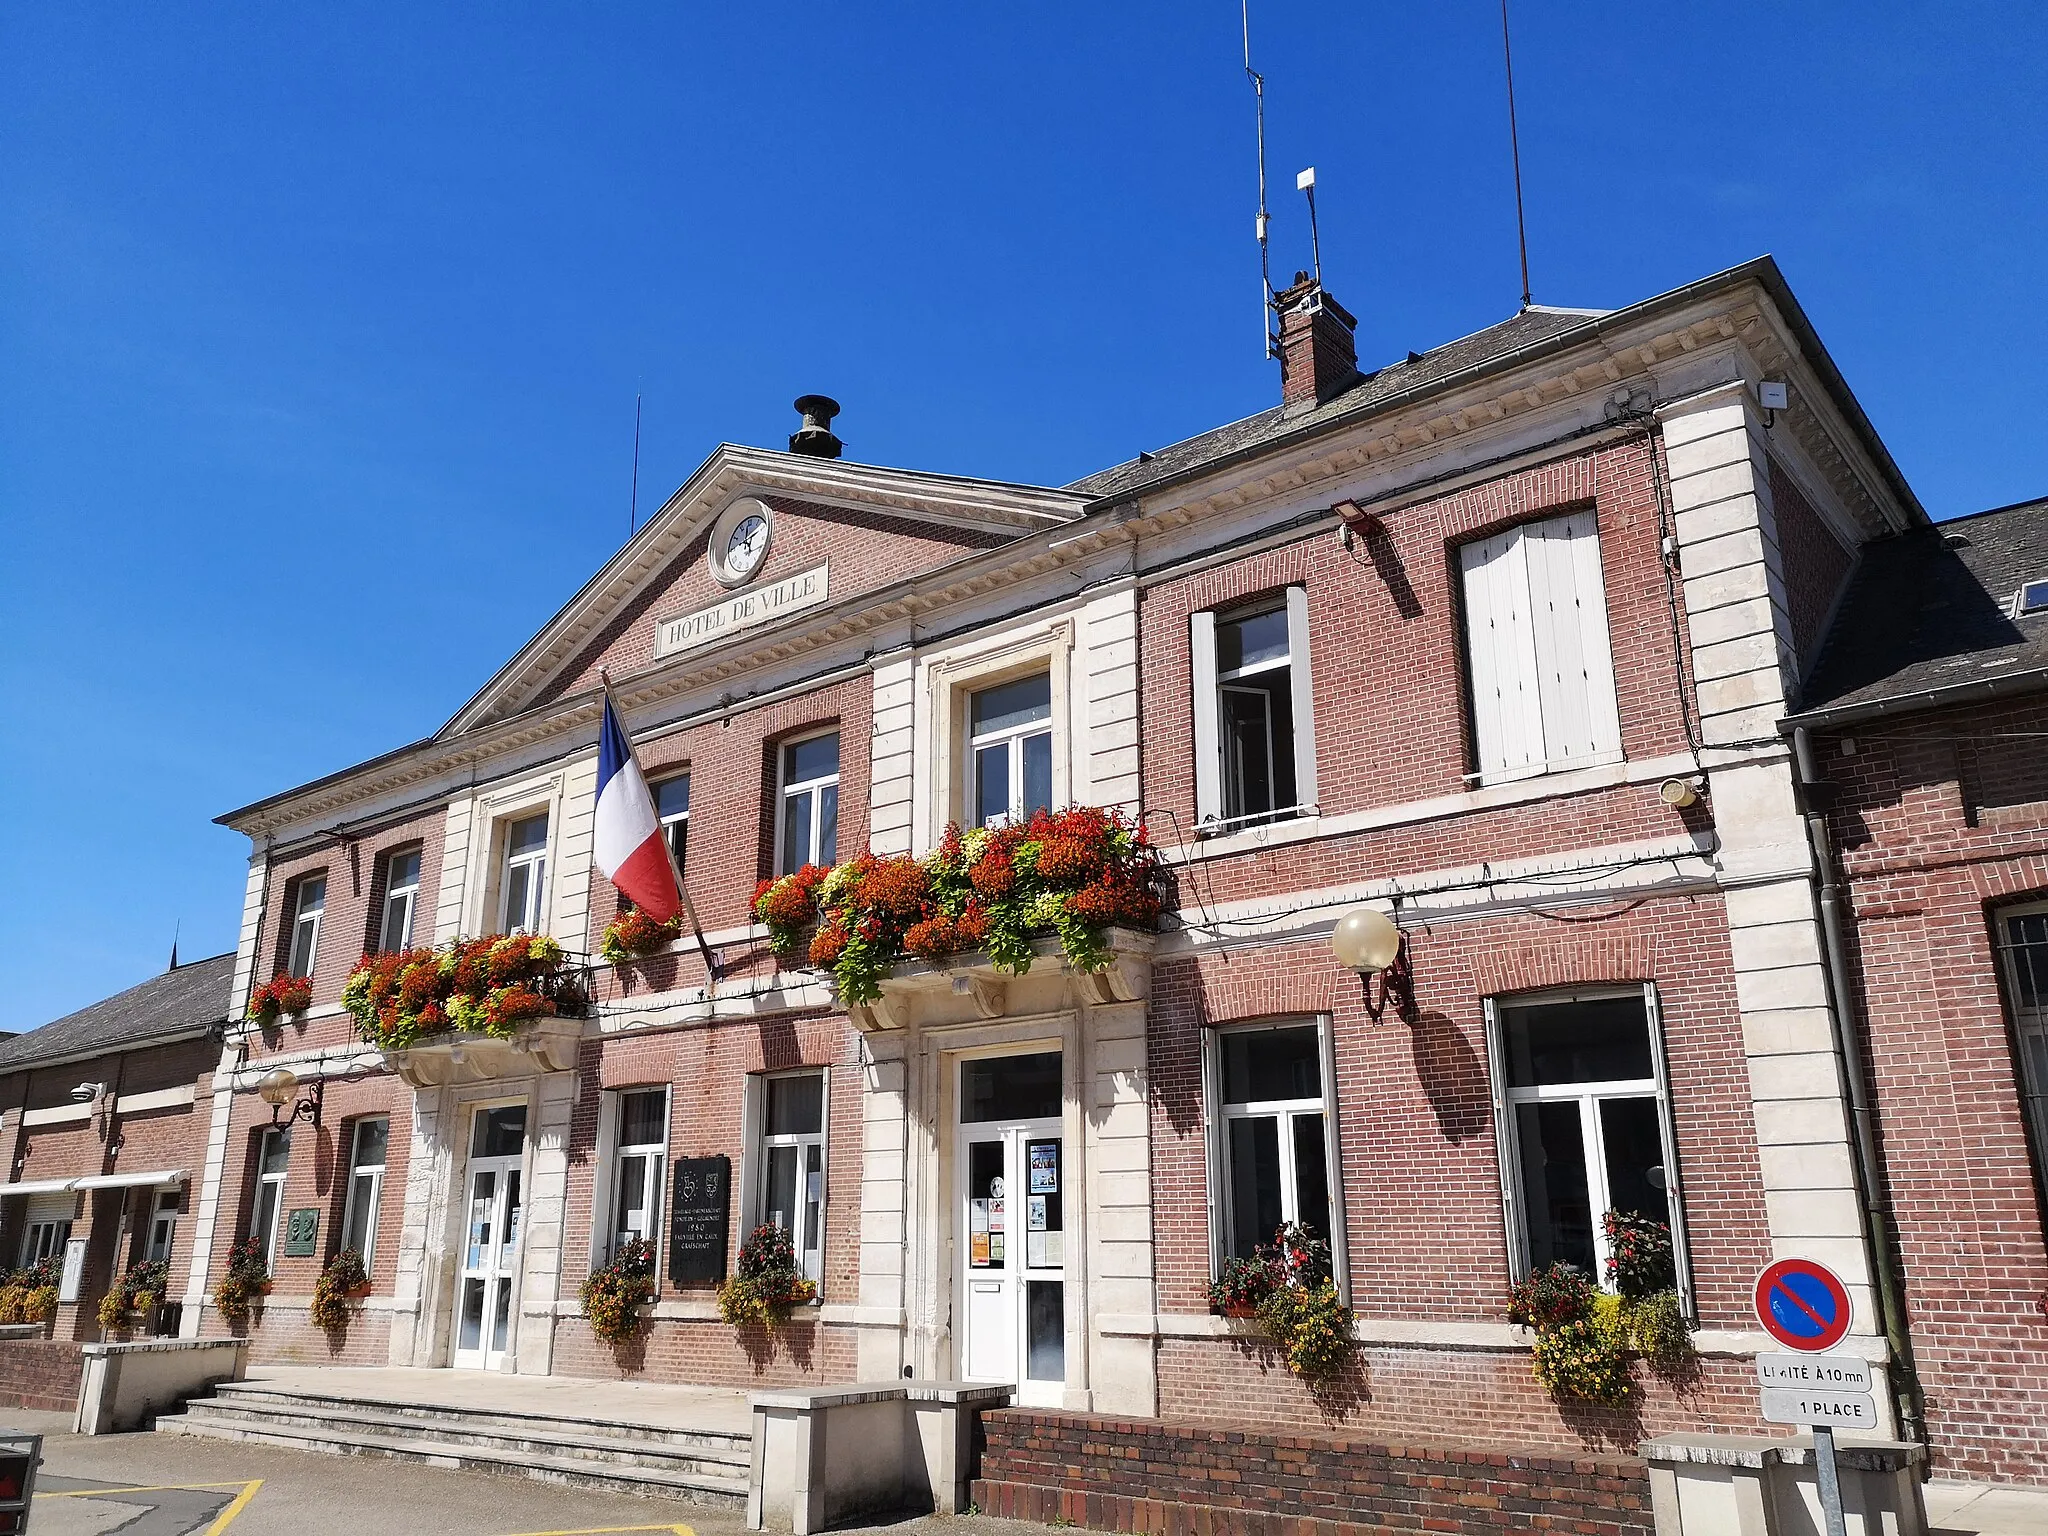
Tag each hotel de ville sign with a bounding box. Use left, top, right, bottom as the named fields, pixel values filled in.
left=654, top=562, right=831, bottom=658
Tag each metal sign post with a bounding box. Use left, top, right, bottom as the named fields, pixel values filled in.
left=1754, top=1259, right=1866, bottom=1536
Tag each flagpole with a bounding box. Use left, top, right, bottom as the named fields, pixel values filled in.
left=598, top=671, right=720, bottom=984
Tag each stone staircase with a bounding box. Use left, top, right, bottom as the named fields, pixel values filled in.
left=155, top=1378, right=751, bottom=1505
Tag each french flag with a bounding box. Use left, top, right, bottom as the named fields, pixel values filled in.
left=594, top=692, right=683, bottom=923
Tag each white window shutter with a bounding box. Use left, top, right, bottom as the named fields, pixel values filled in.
left=1642, top=983, right=1697, bottom=1320
left=738, top=1073, right=766, bottom=1233
left=1525, top=510, right=1621, bottom=766
left=1461, top=531, right=1544, bottom=780
left=1284, top=585, right=1317, bottom=813
left=1200, top=1026, right=1225, bottom=1280
left=1482, top=997, right=1529, bottom=1282
left=1190, top=610, right=1223, bottom=827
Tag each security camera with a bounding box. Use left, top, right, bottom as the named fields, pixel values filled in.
left=69, top=1082, right=101, bottom=1105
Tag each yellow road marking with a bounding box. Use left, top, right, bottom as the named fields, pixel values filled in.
left=204, top=1479, right=263, bottom=1533
left=40, top=1480, right=260, bottom=1498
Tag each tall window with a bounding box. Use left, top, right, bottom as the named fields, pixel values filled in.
left=778, top=734, right=839, bottom=876
left=608, top=1088, right=669, bottom=1262
left=379, top=848, right=422, bottom=953
left=340, top=1117, right=389, bottom=1267
left=1191, top=588, right=1316, bottom=833
left=252, top=1127, right=291, bottom=1270
left=969, top=674, right=1053, bottom=829
left=1996, top=907, right=2048, bottom=1190
left=145, top=1190, right=181, bottom=1264
left=287, top=876, right=325, bottom=978
left=1487, top=990, right=1686, bottom=1296
left=1459, top=509, right=1622, bottom=783
left=654, top=773, right=690, bottom=873
left=500, top=812, right=549, bottom=933
left=758, top=1072, right=825, bottom=1283
left=1213, top=1024, right=1333, bottom=1261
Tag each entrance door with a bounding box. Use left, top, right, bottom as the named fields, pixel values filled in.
left=454, top=1103, right=527, bottom=1370
left=957, top=1051, right=1067, bottom=1406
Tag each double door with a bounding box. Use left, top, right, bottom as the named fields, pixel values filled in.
left=958, top=1110, right=1067, bottom=1406
left=455, top=1104, right=527, bottom=1370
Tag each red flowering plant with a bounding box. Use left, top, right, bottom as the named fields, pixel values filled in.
left=245, top=973, right=314, bottom=1026
left=342, top=934, right=568, bottom=1050
left=1207, top=1223, right=1354, bottom=1381
left=758, top=807, right=1164, bottom=1005
left=599, top=906, right=683, bottom=964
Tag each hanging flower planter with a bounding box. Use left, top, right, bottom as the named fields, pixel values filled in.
left=246, top=973, right=313, bottom=1026
left=600, top=908, right=683, bottom=964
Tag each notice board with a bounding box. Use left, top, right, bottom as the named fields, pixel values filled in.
left=668, top=1155, right=731, bottom=1286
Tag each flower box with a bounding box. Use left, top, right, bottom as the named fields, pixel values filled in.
left=381, top=1014, right=585, bottom=1088
left=848, top=927, right=1155, bottom=1032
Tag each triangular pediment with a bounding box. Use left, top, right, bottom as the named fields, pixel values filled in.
left=438, top=445, right=1087, bottom=738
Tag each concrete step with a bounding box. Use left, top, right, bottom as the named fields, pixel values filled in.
left=201, top=1381, right=748, bottom=1457
left=153, top=1388, right=750, bottom=1505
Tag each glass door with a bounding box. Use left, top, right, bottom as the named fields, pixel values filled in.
left=454, top=1104, right=527, bottom=1370
left=956, top=1052, right=1067, bottom=1407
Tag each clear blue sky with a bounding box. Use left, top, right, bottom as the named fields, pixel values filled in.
left=4, top=4, right=2044, bottom=1029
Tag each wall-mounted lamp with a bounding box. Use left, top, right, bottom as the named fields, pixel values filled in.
left=1330, top=906, right=1416, bottom=1023
left=256, top=1068, right=322, bottom=1130
left=68, top=1081, right=104, bottom=1106
left=1658, top=778, right=1701, bottom=809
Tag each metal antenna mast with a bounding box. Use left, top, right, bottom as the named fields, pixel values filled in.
left=1500, top=0, right=1533, bottom=310
left=1243, top=0, right=1278, bottom=359
left=627, top=392, right=643, bottom=537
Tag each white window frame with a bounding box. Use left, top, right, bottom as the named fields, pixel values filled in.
left=1993, top=902, right=2048, bottom=1201
left=601, top=1087, right=669, bottom=1267
left=20, top=1218, right=71, bottom=1270
left=252, top=1127, right=290, bottom=1271
left=339, top=1117, right=389, bottom=1268
left=653, top=772, right=690, bottom=874
left=968, top=673, right=1054, bottom=830
left=145, top=1190, right=180, bottom=1265
left=1192, top=586, right=1318, bottom=834
left=746, top=1069, right=829, bottom=1286
left=1201, top=1016, right=1348, bottom=1300
left=776, top=732, right=841, bottom=876
left=499, top=810, right=550, bottom=934
left=378, top=848, right=422, bottom=953
left=1484, top=983, right=1694, bottom=1314
left=1459, top=508, right=1624, bottom=785
left=287, top=875, right=325, bottom=978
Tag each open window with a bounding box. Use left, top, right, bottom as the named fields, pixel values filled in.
left=1485, top=985, right=1693, bottom=1312
left=777, top=734, right=840, bottom=875
left=1202, top=1018, right=1348, bottom=1295
left=251, top=1127, right=291, bottom=1271
left=1993, top=905, right=2048, bottom=1205
left=1458, top=509, right=1623, bottom=783
left=606, top=1087, right=669, bottom=1264
left=969, top=673, right=1053, bottom=829
left=749, top=1070, right=827, bottom=1284
left=499, top=812, right=550, bottom=933
left=378, top=848, right=422, bottom=953
left=1191, top=588, right=1317, bottom=833
left=339, top=1117, right=388, bottom=1268
left=286, top=875, right=325, bottom=978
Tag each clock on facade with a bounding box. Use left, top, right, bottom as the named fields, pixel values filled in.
left=709, top=497, right=774, bottom=587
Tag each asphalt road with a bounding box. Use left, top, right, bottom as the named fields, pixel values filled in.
left=6, top=1413, right=1044, bottom=1536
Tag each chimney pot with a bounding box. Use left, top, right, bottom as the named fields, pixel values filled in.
left=1274, top=275, right=1359, bottom=412
left=789, top=395, right=843, bottom=459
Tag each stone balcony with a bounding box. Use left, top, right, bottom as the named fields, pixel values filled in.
left=846, top=927, right=1154, bottom=1032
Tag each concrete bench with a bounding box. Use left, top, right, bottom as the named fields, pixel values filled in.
left=747, top=1380, right=1012, bottom=1533
left=1642, top=1434, right=1925, bottom=1536
left=75, top=1337, right=248, bottom=1435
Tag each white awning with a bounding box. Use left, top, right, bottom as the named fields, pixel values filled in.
left=72, top=1170, right=185, bottom=1192
left=0, top=1178, right=78, bottom=1197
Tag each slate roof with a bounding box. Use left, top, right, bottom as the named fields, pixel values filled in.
left=1792, top=497, right=2048, bottom=724
left=0, top=953, right=232, bottom=1072
left=1068, top=306, right=1606, bottom=502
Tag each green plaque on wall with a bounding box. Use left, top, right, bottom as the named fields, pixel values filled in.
left=283, top=1207, right=319, bottom=1258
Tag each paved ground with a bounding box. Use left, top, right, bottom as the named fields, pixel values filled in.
left=4, top=1410, right=1046, bottom=1536
left=8, top=1403, right=2047, bottom=1535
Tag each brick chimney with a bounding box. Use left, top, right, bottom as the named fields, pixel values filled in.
left=1274, top=272, right=1359, bottom=412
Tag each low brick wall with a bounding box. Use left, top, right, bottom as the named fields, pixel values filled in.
left=970, top=1409, right=1654, bottom=1536
left=0, top=1338, right=85, bottom=1413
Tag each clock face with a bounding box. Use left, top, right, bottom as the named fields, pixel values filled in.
left=724, top=513, right=769, bottom=579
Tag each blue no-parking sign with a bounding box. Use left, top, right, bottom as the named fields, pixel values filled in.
left=1753, top=1257, right=1854, bottom=1353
